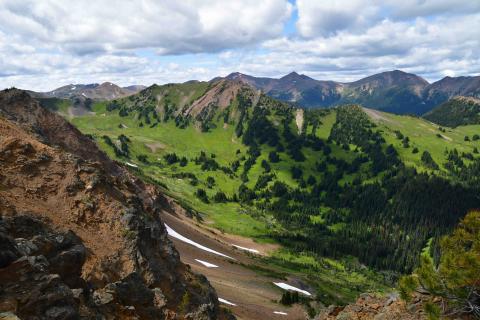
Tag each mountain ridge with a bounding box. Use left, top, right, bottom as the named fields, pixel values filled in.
left=221, top=70, right=479, bottom=114
left=29, top=82, right=146, bottom=101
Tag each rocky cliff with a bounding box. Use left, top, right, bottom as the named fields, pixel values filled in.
left=0, top=89, right=232, bottom=319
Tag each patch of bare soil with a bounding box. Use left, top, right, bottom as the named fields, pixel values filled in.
left=363, top=107, right=394, bottom=124
left=184, top=80, right=245, bottom=117
left=296, top=109, right=304, bottom=134
left=145, top=141, right=166, bottom=152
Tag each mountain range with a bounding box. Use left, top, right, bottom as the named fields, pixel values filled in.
left=28, top=82, right=146, bottom=101
left=26, top=70, right=479, bottom=116
left=223, top=70, right=480, bottom=115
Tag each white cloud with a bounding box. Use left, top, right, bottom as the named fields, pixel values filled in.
left=295, top=0, right=480, bottom=38
left=237, top=13, right=480, bottom=82
left=0, top=0, right=292, bottom=55
left=296, top=0, right=381, bottom=37
left=0, top=0, right=479, bottom=90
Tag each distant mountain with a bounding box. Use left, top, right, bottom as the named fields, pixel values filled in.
left=30, top=82, right=145, bottom=101
left=226, top=71, right=342, bottom=108
left=221, top=70, right=480, bottom=115
left=422, top=76, right=480, bottom=110
left=423, top=96, right=480, bottom=127
left=338, top=70, right=429, bottom=114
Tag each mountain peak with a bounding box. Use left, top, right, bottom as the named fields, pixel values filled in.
left=281, top=71, right=306, bottom=80
left=226, top=72, right=248, bottom=79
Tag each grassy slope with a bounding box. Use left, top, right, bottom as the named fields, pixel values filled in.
left=70, top=101, right=389, bottom=305
left=365, top=108, right=480, bottom=170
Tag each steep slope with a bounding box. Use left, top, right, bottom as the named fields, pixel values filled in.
left=339, top=70, right=429, bottom=114
left=109, top=79, right=288, bottom=132
left=423, top=96, right=480, bottom=127
left=423, top=76, right=480, bottom=111
left=0, top=89, right=231, bottom=319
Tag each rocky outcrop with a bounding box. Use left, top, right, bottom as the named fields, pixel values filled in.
left=0, top=88, right=232, bottom=319
left=315, top=293, right=427, bottom=320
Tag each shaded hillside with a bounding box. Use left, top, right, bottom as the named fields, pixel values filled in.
left=226, top=72, right=342, bottom=108
left=423, top=96, right=480, bottom=127
left=0, top=89, right=232, bottom=320
left=423, top=77, right=480, bottom=112
left=338, top=70, right=428, bottom=114
left=221, top=70, right=480, bottom=115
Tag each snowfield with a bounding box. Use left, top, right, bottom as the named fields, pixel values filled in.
left=273, top=282, right=312, bottom=296
left=232, top=244, right=260, bottom=254
left=195, top=259, right=219, bottom=268
left=218, top=298, right=237, bottom=306
left=125, top=162, right=138, bottom=168
left=165, top=224, right=234, bottom=260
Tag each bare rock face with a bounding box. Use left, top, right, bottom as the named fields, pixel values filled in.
left=0, top=89, right=230, bottom=319
left=315, top=293, right=427, bottom=320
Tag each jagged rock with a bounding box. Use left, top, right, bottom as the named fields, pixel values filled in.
left=315, top=293, right=427, bottom=320
left=0, top=233, right=18, bottom=268
left=93, top=290, right=114, bottom=306
left=0, top=89, right=229, bottom=319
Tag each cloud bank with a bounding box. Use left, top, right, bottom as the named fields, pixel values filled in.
left=0, top=0, right=478, bottom=90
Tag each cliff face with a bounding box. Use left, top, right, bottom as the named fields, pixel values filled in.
left=0, top=89, right=230, bottom=319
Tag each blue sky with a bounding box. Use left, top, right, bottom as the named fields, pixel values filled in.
left=0, top=0, right=479, bottom=90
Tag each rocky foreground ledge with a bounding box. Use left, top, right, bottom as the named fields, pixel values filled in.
left=0, top=89, right=234, bottom=320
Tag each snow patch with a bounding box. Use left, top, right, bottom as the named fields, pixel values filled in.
left=71, top=86, right=76, bottom=90
left=232, top=244, right=259, bottom=254
left=273, top=311, right=288, bottom=315
left=195, top=259, right=218, bottom=268
left=81, top=93, right=87, bottom=97
left=165, top=224, right=234, bottom=260
left=273, top=282, right=312, bottom=296
left=218, top=298, right=236, bottom=306
left=125, top=162, right=138, bottom=168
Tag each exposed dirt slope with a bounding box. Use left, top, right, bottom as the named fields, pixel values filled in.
left=160, top=207, right=309, bottom=320
left=0, top=88, right=232, bottom=320
left=184, top=80, right=258, bottom=118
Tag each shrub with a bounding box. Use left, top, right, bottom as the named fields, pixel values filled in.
left=206, top=176, right=215, bottom=188
left=179, top=157, right=188, bottom=167
left=195, top=188, right=209, bottom=203
left=137, top=154, right=148, bottom=163
left=399, top=211, right=480, bottom=319
left=421, top=151, right=439, bottom=170
left=269, top=151, right=280, bottom=163
left=213, top=191, right=228, bottom=203
left=164, top=153, right=179, bottom=164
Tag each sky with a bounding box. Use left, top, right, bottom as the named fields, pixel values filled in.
left=0, top=0, right=479, bottom=91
